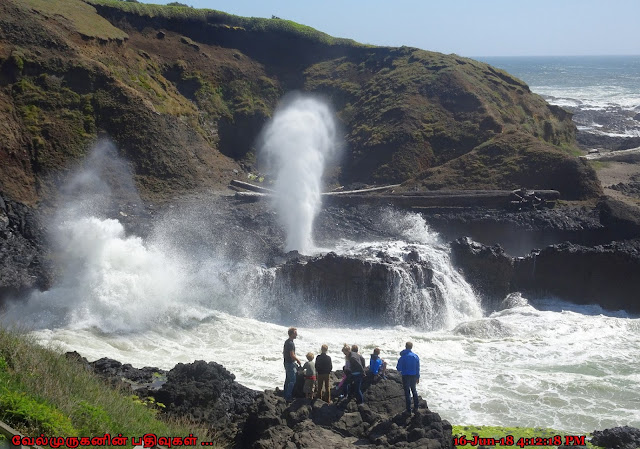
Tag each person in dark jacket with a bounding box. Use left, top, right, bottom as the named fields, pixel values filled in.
left=282, top=327, right=301, bottom=401
left=349, top=344, right=366, bottom=404
left=315, top=344, right=333, bottom=403
left=396, top=341, right=420, bottom=413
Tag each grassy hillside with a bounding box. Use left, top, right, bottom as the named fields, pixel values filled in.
left=0, top=0, right=602, bottom=205
left=0, top=327, right=212, bottom=445
left=87, top=0, right=363, bottom=48
left=22, top=0, right=128, bottom=41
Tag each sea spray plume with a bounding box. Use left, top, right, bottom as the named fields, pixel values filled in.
left=1, top=140, right=274, bottom=332
left=0, top=140, right=207, bottom=332
left=58, top=139, right=142, bottom=221
left=259, top=94, right=339, bottom=254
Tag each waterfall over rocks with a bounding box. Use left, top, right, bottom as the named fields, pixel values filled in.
left=250, top=215, right=483, bottom=329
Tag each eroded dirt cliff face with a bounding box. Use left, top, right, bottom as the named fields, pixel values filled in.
left=1, top=0, right=601, bottom=206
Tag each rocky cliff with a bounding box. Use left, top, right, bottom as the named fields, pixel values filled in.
left=0, top=0, right=601, bottom=207
left=81, top=354, right=452, bottom=449
left=450, top=235, right=640, bottom=314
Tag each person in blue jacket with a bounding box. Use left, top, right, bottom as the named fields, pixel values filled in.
left=369, top=347, right=387, bottom=382
left=396, top=341, right=420, bottom=414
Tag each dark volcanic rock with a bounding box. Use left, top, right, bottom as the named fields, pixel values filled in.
left=90, top=357, right=166, bottom=388
left=450, top=236, right=640, bottom=314
left=591, top=426, right=640, bottom=449
left=0, top=194, right=47, bottom=301
left=577, top=132, right=640, bottom=151
left=424, top=206, right=605, bottom=256
left=66, top=350, right=638, bottom=449
left=514, top=240, right=640, bottom=313
left=608, top=181, right=640, bottom=200
left=153, top=360, right=260, bottom=441
left=450, top=237, right=514, bottom=304
left=240, top=369, right=450, bottom=449
left=598, top=196, right=640, bottom=239
left=270, top=251, right=435, bottom=326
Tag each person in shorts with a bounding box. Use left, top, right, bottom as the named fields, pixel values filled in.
left=302, top=352, right=317, bottom=399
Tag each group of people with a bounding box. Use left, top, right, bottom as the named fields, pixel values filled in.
left=282, top=327, right=422, bottom=414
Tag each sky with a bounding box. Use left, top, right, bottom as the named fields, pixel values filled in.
left=140, top=0, right=640, bottom=57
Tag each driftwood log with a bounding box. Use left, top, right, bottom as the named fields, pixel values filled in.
left=233, top=186, right=560, bottom=209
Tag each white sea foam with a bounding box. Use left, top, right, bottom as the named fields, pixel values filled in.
left=533, top=84, right=640, bottom=111
left=6, top=124, right=640, bottom=435
left=7, top=190, right=640, bottom=433
left=28, top=298, right=640, bottom=434
left=9, top=205, right=640, bottom=433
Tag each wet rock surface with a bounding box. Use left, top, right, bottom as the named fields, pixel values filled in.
left=269, top=251, right=435, bottom=326
left=590, top=426, right=640, bottom=449
left=423, top=205, right=609, bottom=257
left=71, top=353, right=452, bottom=449
left=3, top=191, right=640, bottom=318
left=0, top=194, right=47, bottom=301
left=450, top=236, right=640, bottom=314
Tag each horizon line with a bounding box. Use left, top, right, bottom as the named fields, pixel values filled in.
left=469, top=53, right=640, bottom=59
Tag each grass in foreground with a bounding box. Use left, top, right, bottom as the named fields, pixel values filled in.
left=0, top=327, right=216, bottom=447
left=453, top=425, right=601, bottom=448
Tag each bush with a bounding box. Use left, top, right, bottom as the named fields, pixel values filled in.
left=0, top=328, right=212, bottom=443
left=0, top=389, right=76, bottom=435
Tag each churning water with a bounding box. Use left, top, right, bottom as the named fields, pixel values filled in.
left=4, top=113, right=640, bottom=434
left=5, top=202, right=639, bottom=434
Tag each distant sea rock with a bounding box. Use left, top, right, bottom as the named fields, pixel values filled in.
left=450, top=235, right=640, bottom=314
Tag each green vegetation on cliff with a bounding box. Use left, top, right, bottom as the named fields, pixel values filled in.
left=22, top=0, right=128, bottom=41
left=0, top=0, right=602, bottom=205
left=86, top=0, right=363, bottom=47
left=0, top=327, right=210, bottom=444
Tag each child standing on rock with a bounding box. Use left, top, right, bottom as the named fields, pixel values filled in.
left=302, top=352, right=317, bottom=399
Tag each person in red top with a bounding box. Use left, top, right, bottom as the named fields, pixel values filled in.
left=302, top=352, right=317, bottom=399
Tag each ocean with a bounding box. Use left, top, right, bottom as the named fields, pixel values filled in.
left=4, top=56, right=640, bottom=435
left=479, top=55, right=640, bottom=140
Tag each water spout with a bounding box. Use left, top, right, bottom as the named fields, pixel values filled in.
left=259, top=94, right=338, bottom=254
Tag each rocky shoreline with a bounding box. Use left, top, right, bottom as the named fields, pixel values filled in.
left=2, top=189, right=640, bottom=314
left=69, top=353, right=452, bottom=449
left=67, top=353, right=640, bottom=449
left=3, top=188, right=640, bottom=447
